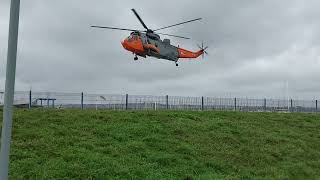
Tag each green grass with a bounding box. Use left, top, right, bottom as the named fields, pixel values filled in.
left=1, top=109, right=320, bottom=179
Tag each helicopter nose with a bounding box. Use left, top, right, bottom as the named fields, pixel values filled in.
left=121, top=39, right=129, bottom=50
left=121, top=40, right=125, bottom=48
left=121, top=38, right=144, bottom=54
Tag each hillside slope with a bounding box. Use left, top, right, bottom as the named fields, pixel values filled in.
left=1, top=109, right=320, bottom=179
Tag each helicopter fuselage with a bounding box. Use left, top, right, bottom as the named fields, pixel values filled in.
left=92, top=9, right=206, bottom=65
left=121, top=32, right=204, bottom=62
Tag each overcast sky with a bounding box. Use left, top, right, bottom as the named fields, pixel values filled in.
left=0, top=0, right=319, bottom=99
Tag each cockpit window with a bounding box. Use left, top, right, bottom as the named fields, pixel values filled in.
left=131, top=32, right=140, bottom=36
left=127, top=35, right=138, bottom=42
left=127, top=35, right=134, bottom=42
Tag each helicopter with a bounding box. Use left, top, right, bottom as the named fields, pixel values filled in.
left=91, top=9, right=208, bottom=66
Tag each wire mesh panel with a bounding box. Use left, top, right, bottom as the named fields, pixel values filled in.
left=31, top=92, right=81, bottom=108
left=127, top=95, right=167, bottom=110
left=204, top=97, right=234, bottom=111
left=168, top=96, right=202, bottom=111
left=83, top=94, right=126, bottom=110
left=237, top=98, right=266, bottom=112
left=14, top=91, right=29, bottom=106
left=292, top=99, right=317, bottom=112
left=266, top=99, right=290, bottom=112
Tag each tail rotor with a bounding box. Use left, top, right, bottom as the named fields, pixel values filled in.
left=197, top=42, right=208, bottom=59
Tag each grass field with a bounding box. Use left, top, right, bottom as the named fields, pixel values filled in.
left=1, top=109, right=320, bottom=179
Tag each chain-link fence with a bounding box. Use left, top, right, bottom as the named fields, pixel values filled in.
left=1, top=91, right=318, bottom=113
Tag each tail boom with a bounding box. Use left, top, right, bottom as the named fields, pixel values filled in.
left=177, top=47, right=203, bottom=59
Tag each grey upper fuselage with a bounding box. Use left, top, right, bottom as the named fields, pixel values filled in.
left=134, top=32, right=179, bottom=61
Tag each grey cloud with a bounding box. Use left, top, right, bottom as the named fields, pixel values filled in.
left=0, top=0, right=320, bottom=99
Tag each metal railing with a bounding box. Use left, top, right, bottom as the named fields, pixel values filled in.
left=4, top=91, right=319, bottom=113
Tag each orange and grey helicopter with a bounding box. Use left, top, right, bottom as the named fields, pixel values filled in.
left=91, top=9, right=208, bottom=66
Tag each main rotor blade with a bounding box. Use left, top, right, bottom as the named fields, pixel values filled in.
left=91, top=26, right=140, bottom=32
left=157, top=33, right=190, bottom=40
left=154, top=18, right=202, bottom=31
left=131, top=9, right=149, bottom=30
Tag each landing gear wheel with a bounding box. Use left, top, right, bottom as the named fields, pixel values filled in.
left=176, top=63, right=179, bottom=67
left=134, top=56, right=138, bottom=61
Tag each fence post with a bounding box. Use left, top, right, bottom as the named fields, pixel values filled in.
left=81, top=92, right=84, bottom=110
left=166, top=95, right=169, bottom=110
left=290, top=99, right=293, bottom=112
left=264, top=98, right=267, bottom=112
left=125, top=94, right=128, bottom=110
left=234, top=98, right=237, bottom=111
left=28, top=90, right=32, bottom=109
left=201, top=96, right=204, bottom=111
left=316, top=100, right=318, bottom=112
